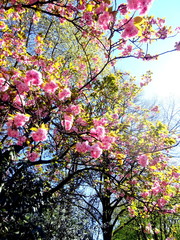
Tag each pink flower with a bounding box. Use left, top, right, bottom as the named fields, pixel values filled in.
left=17, top=136, right=27, bottom=146
left=64, top=120, right=73, bottom=131
left=98, top=12, right=113, bottom=30
left=111, top=113, right=119, bottom=119
left=1, top=93, right=10, bottom=101
left=0, top=78, right=9, bottom=91
left=175, top=41, right=180, bottom=51
left=93, top=118, right=108, bottom=127
left=31, top=128, right=48, bottom=142
left=172, top=171, right=180, bottom=178
left=151, top=182, right=161, bottom=195
left=76, top=141, right=91, bottom=153
left=90, top=144, right=102, bottom=158
left=26, top=99, right=35, bottom=106
left=28, top=152, right=39, bottom=162
left=122, top=45, right=133, bottom=56
left=122, top=20, right=139, bottom=38
left=83, top=11, right=93, bottom=26
left=66, top=104, right=81, bottom=115
left=95, top=2, right=109, bottom=14
left=101, top=136, right=115, bottom=150
left=7, top=128, right=19, bottom=138
left=14, top=113, right=29, bottom=127
left=141, top=191, right=149, bottom=198
left=151, top=106, right=159, bottom=112
left=58, top=88, right=71, bottom=101
left=151, top=186, right=161, bottom=195
left=25, top=70, right=43, bottom=86
left=127, top=0, right=154, bottom=14
left=14, top=80, right=29, bottom=93
left=61, top=114, right=74, bottom=131
left=43, top=81, right=58, bottom=93
left=90, top=126, right=105, bottom=140
left=158, top=197, right=168, bottom=208
left=137, top=154, right=149, bottom=167
left=118, top=4, right=128, bottom=15
left=127, top=0, right=138, bottom=10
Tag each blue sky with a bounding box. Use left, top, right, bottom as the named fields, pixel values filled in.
left=117, top=0, right=180, bottom=102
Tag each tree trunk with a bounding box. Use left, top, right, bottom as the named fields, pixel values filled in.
left=101, top=194, right=113, bottom=240
left=102, top=224, right=113, bottom=240
left=101, top=154, right=113, bottom=240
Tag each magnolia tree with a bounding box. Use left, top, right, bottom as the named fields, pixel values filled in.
left=0, top=0, right=180, bottom=239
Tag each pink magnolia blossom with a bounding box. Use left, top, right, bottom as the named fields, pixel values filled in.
left=26, top=99, right=35, bottom=106
left=122, top=45, right=133, bottom=56
left=111, top=113, right=119, bottom=119
left=31, top=128, right=48, bottom=142
left=151, top=186, right=161, bottom=196
left=83, top=11, right=93, bottom=26
left=64, top=120, right=73, bottom=131
left=157, top=197, right=168, bottom=208
left=58, top=88, right=71, bottom=101
left=151, top=182, right=161, bottom=195
left=0, top=78, right=9, bottom=91
left=14, top=80, right=29, bottom=93
left=172, top=171, right=180, bottom=178
left=14, top=113, right=29, bottom=127
left=1, top=93, right=10, bottom=101
left=93, top=118, right=108, bottom=127
left=66, top=104, right=81, bottom=115
left=175, top=41, right=180, bottom=51
left=61, top=114, right=73, bottom=131
left=141, top=191, right=149, bottom=198
left=95, top=2, right=110, bottom=14
left=17, top=136, right=27, bottom=146
left=137, top=154, right=149, bottom=167
left=43, top=81, right=58, bottom=93
left=127, top=0, right=154, bottom=14
left=7, top=128, right=19, bottom=138
left=98, top=12, right=113, bottom=30
left=76, top=141, right=91, bottom=153
left=156, top=27, right=168, bottom=39
left=90, top=144, right=102, bottom=158
left=25, top=69, right=43, bottom=86
left=118, top=4, right=128, bottom=15
left=90, top=126, right=105, bottom=140
left=122, top=20, right=139, bottom=38
left=151, top=105, right=159, bottom=112
left=77, top=1, right=86, bottom=10
left=127, top=0, right=139, bottom=10
left=28, top=152, right=39, bottom=162
left=101, top=136, right=116, bottom=150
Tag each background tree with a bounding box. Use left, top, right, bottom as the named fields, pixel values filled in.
left=0, top=0, right=179, bottom=239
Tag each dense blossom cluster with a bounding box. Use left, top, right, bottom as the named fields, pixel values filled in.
left=31, top=128, right=48, bottom=142
left=127, top=0, right=154, bottom=14
left=0, top=0, right=179, bottom=239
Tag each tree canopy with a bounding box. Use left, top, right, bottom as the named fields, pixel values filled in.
left=0, top=0, right=179, bottom=239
